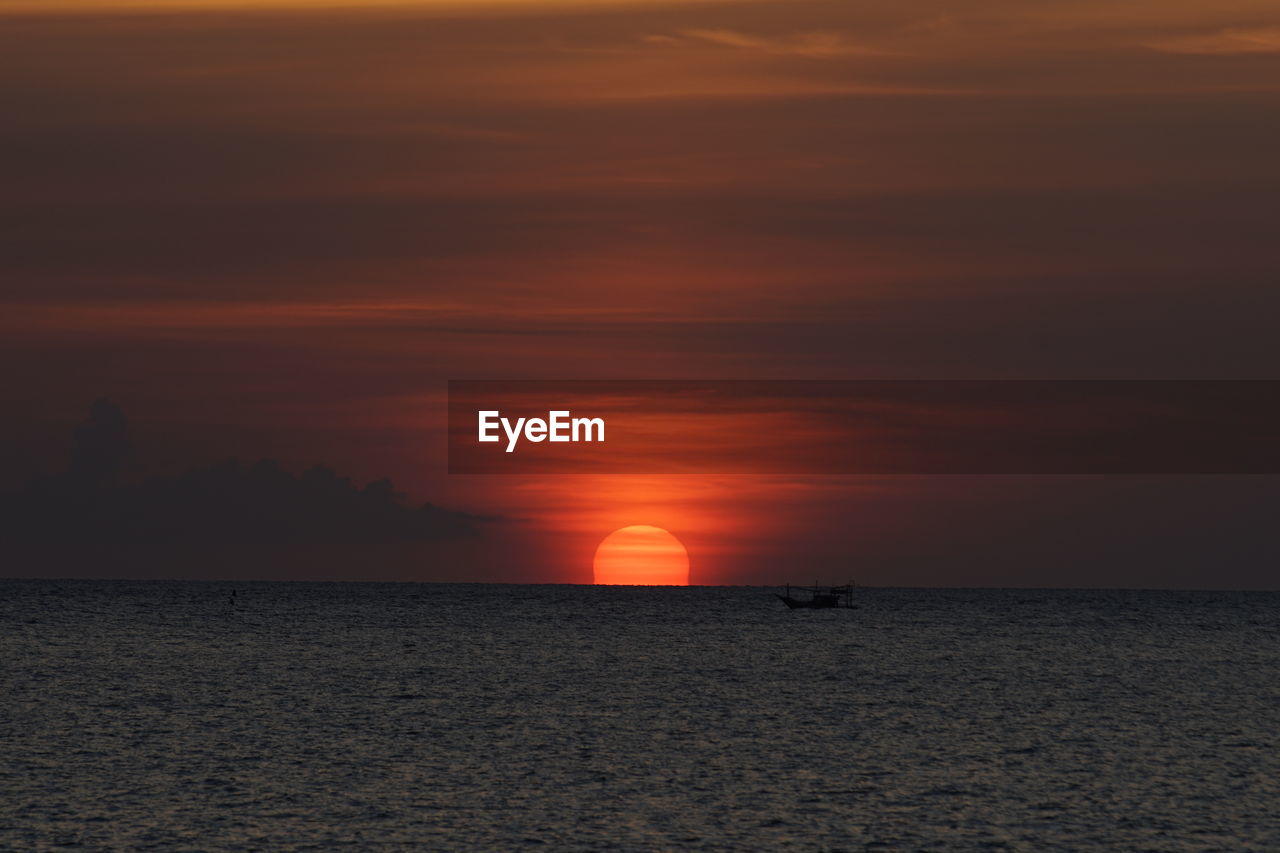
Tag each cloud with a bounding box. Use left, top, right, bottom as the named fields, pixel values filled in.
left=69, top=399, right=131, bottom=489
left=650, top=28, right=877, bottom=58
left=1, top=401, right=490, bottom=547
left=0, top=0, right=724, bottom=12
left=1147, top=26, right=1280, bottom=55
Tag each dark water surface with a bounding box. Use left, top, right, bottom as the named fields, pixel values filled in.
left=2, top=582, right=1278, bottom=850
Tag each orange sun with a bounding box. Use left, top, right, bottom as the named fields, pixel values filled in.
left=593, top=525, right=690, bottom=585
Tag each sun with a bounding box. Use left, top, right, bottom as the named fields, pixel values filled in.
left=593, top=525, right=690, bottom=585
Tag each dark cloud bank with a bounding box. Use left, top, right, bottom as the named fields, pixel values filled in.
left=1, top=401, right=488, bottom=579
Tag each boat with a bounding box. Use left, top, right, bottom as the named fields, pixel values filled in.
left=774, top=583, right=855, bottom=609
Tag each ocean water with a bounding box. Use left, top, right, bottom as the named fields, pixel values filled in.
left=2, top=582, right=1278, bottom=851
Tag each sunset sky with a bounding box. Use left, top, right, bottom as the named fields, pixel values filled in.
left=2, top=0, right=1278, bottom=586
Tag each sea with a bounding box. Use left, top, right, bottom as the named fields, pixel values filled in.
left=2, top=581, right=1278, bottom=851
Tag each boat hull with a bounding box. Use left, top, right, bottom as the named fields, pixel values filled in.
left=775, top=593, right=843, bottom=609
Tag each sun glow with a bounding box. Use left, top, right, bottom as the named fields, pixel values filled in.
left=592, top=525, right=689, bottom=585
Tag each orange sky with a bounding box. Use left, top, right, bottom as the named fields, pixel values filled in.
left=2, top=0, right=1278, bottom=585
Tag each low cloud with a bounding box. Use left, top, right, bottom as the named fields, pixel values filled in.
left=1, top=400, right=489, bottom=547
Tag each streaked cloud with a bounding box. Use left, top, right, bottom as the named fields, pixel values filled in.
left=0, top=0, right=731, bottom=12
left=1147, top=26, right=1280, bottom=55
left=648, top=28, right=882, bottom=58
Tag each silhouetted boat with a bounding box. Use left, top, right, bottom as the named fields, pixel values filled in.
left=774, top=584, right=855, bottom=609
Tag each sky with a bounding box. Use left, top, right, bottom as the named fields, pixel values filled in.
left=2, top=0, right=1278, bottom=586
